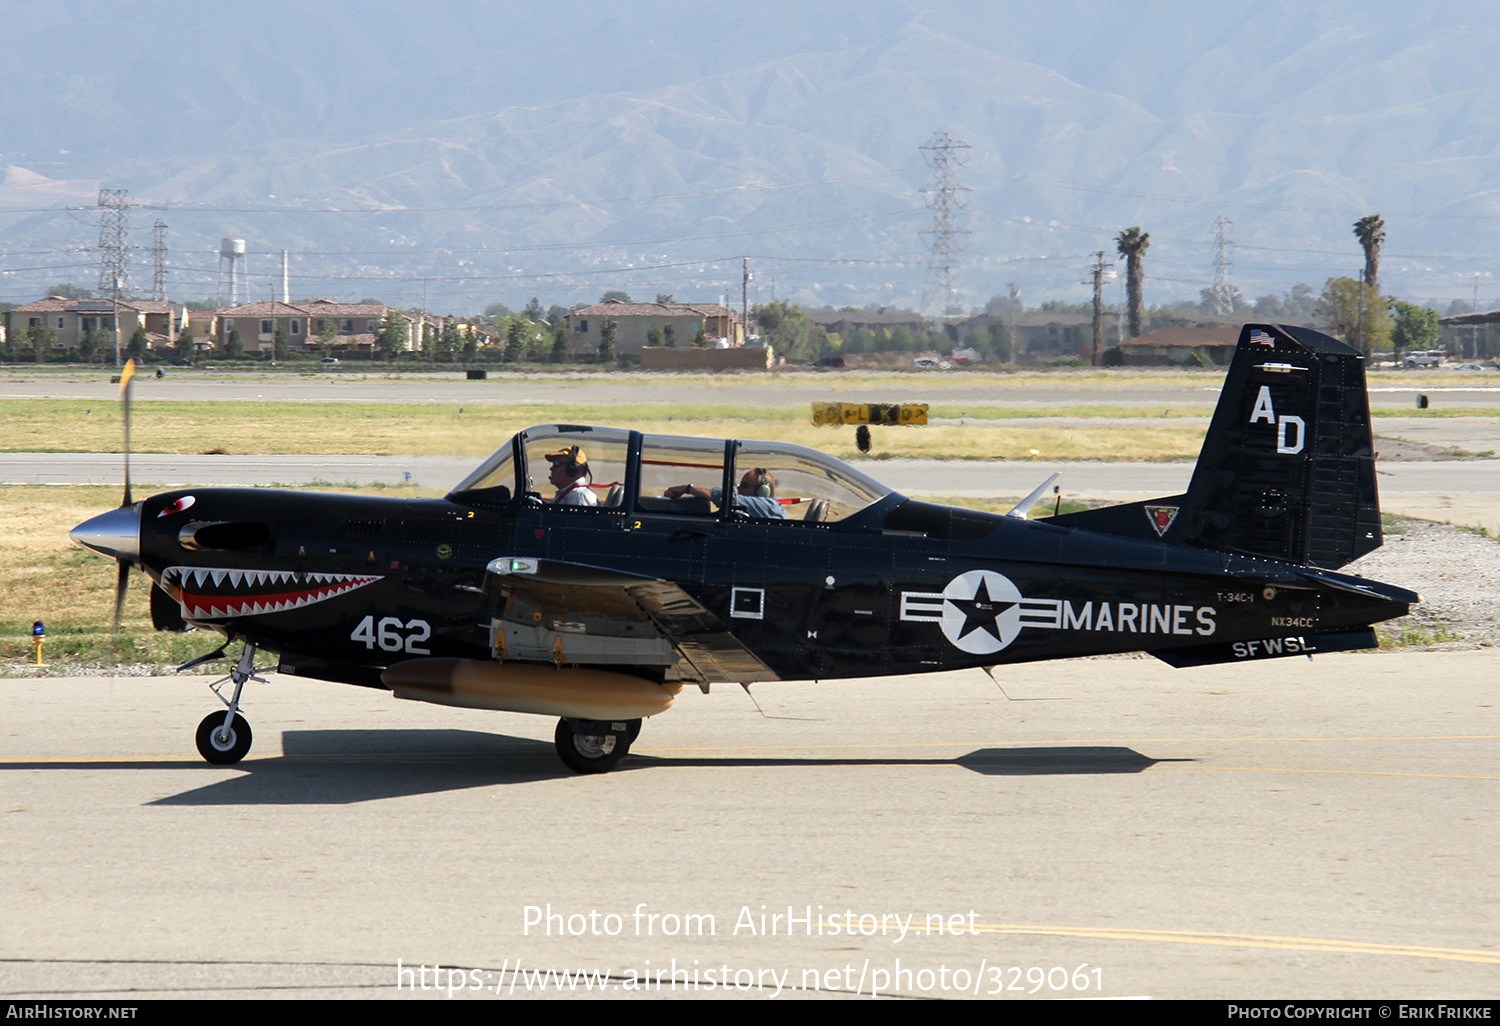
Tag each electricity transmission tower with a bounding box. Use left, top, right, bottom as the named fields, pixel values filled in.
left=150, top=219, right=169, bottom=301
left=96, top=189, right=135, bottom=299
left=1208, top=215, right=1236, bottom=317
left=95, top=188, right=137, bottom=365
left=918, top=132, right=972, bottom=316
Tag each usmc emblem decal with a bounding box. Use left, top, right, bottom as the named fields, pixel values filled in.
left=900, top=570, right=1024, bottom=655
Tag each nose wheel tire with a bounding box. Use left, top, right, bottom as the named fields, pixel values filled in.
left=196, top=711, right=252, bottom=765
left=554, top=717, right=638, bottom=774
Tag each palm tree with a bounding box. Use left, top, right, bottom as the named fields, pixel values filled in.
left=1353, top=215, right=1385, bottom=294
left=1116, top=227, right=1150, bottom=337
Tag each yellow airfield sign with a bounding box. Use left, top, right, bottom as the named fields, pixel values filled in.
left=811, top=402, right=928, bottom=426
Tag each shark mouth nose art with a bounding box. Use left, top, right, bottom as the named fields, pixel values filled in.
left=163, top=567, right=383, bottom=619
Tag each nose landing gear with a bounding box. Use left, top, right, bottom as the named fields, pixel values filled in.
left=194, top=643, right=268, bottom=765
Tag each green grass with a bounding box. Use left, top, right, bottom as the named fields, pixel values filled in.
left=1381, top=512, right=1416, bottom=534
left=0, top=399, right=1209, bottom=462
left=1377, top=623, right=1460, bottom=649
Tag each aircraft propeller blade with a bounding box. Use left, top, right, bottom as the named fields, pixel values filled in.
left=108, top=358, right=138, bottom=644
left=119, top=358, right=135, bottom=507
left=111, top=558, right=130, bottom=641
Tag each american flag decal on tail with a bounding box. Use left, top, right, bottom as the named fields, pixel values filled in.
left=1249, top=329, right=1275, bottom=348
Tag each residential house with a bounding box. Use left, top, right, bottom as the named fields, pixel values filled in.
left=904, top=312, right=1104, bottom=363
left=807, top=309, right=926, bottom=334
left=184, top=309, right=219, bottom=350
left=216, top=299, right=386, bottom=353
left=567, top=300, right=742, bottom=357
left=1102, top=325, right=1239, bottom=367
left=401, top=311, right=447, bottom=353
left=4, top=296, right=181, bottom=355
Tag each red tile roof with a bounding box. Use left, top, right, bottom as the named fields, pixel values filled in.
left=218, top=300, right=386, bottom=318
left=1119, top=326, right=1239, bottom=348
left=572, top=300, right=739, bottom=320
left=9, top=296, right=155, bottom=314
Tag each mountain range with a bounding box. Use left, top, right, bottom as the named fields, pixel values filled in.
left=3, top=0, right=1499, bottom=314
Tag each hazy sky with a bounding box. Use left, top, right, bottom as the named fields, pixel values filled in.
left=3, top=1, right=1498, bottom=312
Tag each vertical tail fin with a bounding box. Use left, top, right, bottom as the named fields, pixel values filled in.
left=1051, top=324, right=1382, bottom=569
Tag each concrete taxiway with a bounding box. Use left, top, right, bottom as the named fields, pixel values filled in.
left=0, top=650, right=1495, bottom=999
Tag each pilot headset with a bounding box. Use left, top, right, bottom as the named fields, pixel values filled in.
left=549, top=446, right=589, bottom=480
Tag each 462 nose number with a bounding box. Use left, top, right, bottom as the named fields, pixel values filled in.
left=350, top=615, right=431, bottom=654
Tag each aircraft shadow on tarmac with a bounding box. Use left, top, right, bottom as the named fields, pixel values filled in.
left=117, top=733, right=1184, bottom=805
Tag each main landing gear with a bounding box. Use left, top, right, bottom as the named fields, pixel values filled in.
left=194, top=643, right=267, bottom=765
left=554, top=717, right=642, bottom=774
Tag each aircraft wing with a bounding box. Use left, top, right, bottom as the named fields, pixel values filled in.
left=483, top=556, right=778, bottom=684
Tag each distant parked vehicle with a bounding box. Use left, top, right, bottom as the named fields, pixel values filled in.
left=319, top=357, right=340, bottom=365
left=913, top=357, right=951, bottom=370
left=813, top=356, right=846, bottom=369
left=1402, top=351, right=1444, bottom=368
left=1455, top=363, right=1497, bottom=371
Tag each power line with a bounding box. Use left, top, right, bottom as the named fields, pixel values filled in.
left=988, top=170, right=1500, bottom=223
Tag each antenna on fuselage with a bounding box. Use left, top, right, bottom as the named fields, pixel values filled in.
left=1005, top=472, right=1061, bottom=519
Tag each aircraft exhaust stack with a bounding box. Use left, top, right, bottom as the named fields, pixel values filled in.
left=382, top=658, right=681, bottom=720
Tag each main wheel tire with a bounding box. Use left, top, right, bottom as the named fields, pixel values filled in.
left=554, top=718, right=631, bottom=774
left=196, top=711, right=252, bottom=765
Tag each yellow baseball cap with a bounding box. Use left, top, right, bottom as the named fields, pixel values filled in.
left=543, top=445, right=587, bottom=468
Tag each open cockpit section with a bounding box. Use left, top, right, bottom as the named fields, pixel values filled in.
left=448, top=424, right=896, bottom=526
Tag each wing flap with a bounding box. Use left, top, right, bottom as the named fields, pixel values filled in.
left=483, top=556, right=778, bottom=683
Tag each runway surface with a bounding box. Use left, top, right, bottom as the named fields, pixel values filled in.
left=0, top=651, right=1495, bottom=999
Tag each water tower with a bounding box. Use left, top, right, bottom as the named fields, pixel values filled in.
left=218, top=237, right=247, bottom=306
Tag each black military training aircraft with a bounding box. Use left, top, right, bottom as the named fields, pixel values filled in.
left=72, top=323, right=1418, bottom=773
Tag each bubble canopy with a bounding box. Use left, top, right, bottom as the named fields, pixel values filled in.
left=449, top=424, right=896, bottom=523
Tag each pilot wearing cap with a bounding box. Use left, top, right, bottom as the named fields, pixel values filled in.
left=546, top=445, right=598, bottom=506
